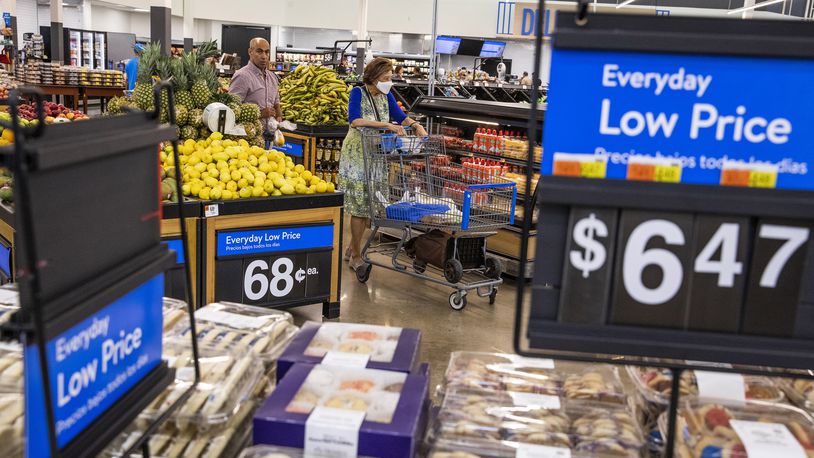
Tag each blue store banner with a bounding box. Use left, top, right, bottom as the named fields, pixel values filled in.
left=217, top=224, right=334, bottom=257
left=542, top=48, right=814, bottom=190
left=25, top=275, right=164, bottom=457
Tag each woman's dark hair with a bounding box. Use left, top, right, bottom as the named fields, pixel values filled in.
left=363, top=57, right=394, bottom=85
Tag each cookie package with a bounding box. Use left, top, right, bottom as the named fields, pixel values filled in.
left=659, top=399, right=814, bottom=458
left=276, top=322, right=421, bottom=382
left=253, top=363, right=430, bottom=458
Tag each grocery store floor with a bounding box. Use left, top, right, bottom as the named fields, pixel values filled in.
left=289, top=218, right=522, bottom=393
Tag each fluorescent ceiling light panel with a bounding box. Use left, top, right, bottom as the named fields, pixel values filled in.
left=616, top=0, right=638, bottom=8
left=727, top=0, right=784, bottom=14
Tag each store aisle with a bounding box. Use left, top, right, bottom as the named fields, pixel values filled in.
left=289, top=220, right=521, bottom=392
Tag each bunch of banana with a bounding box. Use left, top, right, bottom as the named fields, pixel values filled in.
left=279, top=65, right=349, bottom=125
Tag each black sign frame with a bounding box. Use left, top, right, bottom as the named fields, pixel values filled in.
left=513, top=4, right=814, bottom=457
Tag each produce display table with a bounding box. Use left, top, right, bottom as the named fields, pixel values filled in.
left=0, top=192, right=345, bottom=318
left=36, top=84, right=80, bottom=111
left=82, top=85, right=126, bottom=113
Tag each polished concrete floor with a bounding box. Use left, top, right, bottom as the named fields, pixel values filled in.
left=289, top=221, right=521, bottom=392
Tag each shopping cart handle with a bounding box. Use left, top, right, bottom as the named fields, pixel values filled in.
left=466, top=183, right=517, bottom=190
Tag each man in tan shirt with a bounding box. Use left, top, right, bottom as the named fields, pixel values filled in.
left=229, top=37, right=282, bottom=127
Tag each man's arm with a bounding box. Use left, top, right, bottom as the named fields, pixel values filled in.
left=274, top=100, right=282, bottom=122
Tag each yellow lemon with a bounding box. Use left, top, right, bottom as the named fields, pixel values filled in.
left=280, top=184, right=295, bottom=195
left=230, top=170, right=242, bottom=181
left=310, top=177, right=320, bottom=186
left=190, top=182, right=203, bottom=196
left=316, top=182, right=328, bottom=193
left=252, top=186, right=263, bottom=197
left=219, top=171, right=231, bottom=183
left=188, top=169, right=201, bottom=180
left=198, top=187, right=211, bottom=200
left=238, top=178, right=249, bottom=188
left=181, top=183, right=191, bottom=196
left=295, top=184, right=308, bottom=195
left=193, top=162, right=207, bottom=173
left=301, top=170, right=313, bottom=181
left=201, top=171, right=211, bottom=180
left=226, top=181, right=238, bottom=192
left=263, top=181, right=275, bottom=193
left=221, top=189, right=233, bottom=200
left=327, top=182, right=336, bottom=193
left=272, top=189, right=282, bottom=196
left=210, top=187, right=222, bottom=200
left=239, top=187, right=252, bottom=198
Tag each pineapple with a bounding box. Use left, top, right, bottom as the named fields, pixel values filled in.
left=175, top=105, right=189, bottom=126
left=182, top=41, right=219, bottom=109
left=228, top=102, right=241, bottom=122
left=239, top=103, right=260, bottom=124
left=191, top=79, right=211, bottom=109
left=180, top=125, right=197, bottom=140
left=175, top=90, right=193, bottom=109
left=199, top=126, right=211, bottom=139
left=189, top=108, right=203, bottom=127
left=133, top=43, right=163, bottom=111
left=244, top=122, right=257, bottom=138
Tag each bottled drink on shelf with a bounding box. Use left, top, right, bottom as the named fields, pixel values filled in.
left=473, top=128, right=482, bottom=152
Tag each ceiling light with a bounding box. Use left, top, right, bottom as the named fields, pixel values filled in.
left=133, top=8, right=149, bottom=13
left=446, top=116, right=499, bottom=126
left=424, top=35, right=432, bottom=40
left=616, top=0, right=638, bottom=8
left=727, top=0, right=784, bottom=14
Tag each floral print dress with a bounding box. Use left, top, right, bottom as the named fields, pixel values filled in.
left=338, top=88, right=390, bottom=218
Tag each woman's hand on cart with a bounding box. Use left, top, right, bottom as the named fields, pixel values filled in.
left=412, top=123, right=428, bottom=137
left=386, top=123, right=407, bottom=136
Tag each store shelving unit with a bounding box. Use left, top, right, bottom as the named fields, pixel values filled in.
left=372, top=52, right=431, bottom=78
left=411, top=96, right=545, bottom=279
left=275, top=47, right=334, bottom=73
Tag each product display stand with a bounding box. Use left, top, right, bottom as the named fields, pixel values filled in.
left=515, top=3, right=814, bottom=457
left=1, top=83, right=201, bottom=457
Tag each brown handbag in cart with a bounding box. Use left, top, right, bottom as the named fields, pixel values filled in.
left=404, top=229, right=453, bottom=269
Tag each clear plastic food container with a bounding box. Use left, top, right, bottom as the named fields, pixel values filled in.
left=106, top=397, right=254, bottom=457
left=780, top=379, right=814, bottom=412
left=162, top=297, right=189, bottom=334
left=141, top=340, right=263, bottom=430
left=658, top=399, right=814, bottom=458
left=627, top=366, right=785, bottom=407
left=0, top=393, right=23, bottom=458
left=443, top=352, right=627, bottom=404
left=238, top=445, right=376, bottom=458
left=0, top=342, right=22, bottom=391
left=169, top=302, right=297, bottom=364
left=433, top=388, right=645, bottom=457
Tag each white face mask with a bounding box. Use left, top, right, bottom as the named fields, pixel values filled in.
left=376, top=80, right=393, bottom=94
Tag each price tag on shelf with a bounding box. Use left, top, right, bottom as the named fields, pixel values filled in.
left=627, top=156, right=683, bottom=183
left=721, top=161, right=778, bottom=189
left=730, top=420, right=807, bottom=458
left=695, top=371, right=746, bottom=403
left=552, top=153, right=608, bottom=179
left=204, top=204, right=219, bottom=217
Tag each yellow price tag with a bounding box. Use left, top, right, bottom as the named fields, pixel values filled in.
left=654, top=165, right=682, bottom=183
left=580, top=160, right=607, bottom=179
left=748, top=170, right=777, bottom=189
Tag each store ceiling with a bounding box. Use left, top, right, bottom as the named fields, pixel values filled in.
left=576, top=0, right=794, bottom=14
left=36, top=0, right=84, bottom=6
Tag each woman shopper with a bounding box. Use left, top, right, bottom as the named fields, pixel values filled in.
left=338, top=57, right=427, bottom=272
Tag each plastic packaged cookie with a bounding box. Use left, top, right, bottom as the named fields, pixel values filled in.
left=627, top=366, right=784, bottom=408
left=106, top=398, right=254, bottom=458
left=781, top=379, right=814, bottom=412
left=238, top=445, right=377, bottom=458
left=0, top=393, right=23, bottom=458
left=659, top=399, right=814, bottom=458
left=170, top=302, right=297, bottom=365
left=0, top=342, right=23, bottom=391
left=141, top=340, right=263, bottom=431
left=162, top=297, right=189, bottom=334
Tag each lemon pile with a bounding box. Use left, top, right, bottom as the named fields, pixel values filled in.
left=162, top=131, right=336, bottom=201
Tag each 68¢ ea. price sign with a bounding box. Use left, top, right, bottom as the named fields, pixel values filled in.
left=560, top=207, right=812, bottom=336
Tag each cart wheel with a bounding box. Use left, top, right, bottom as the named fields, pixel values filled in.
left=444, top=259, right=464, bottom=284
left=356, top=263, right=372, bottom=283
left=413, top=260, right=426, bottom=274
left=485, top=256, right=503, bottom=279
left=449, top=291, right=467, bottom=311
left=489, top=288, right=498, bottom=305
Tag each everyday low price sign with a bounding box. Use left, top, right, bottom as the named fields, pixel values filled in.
left=542, top=48, right=814, bottom=190
left=25, top=275, right=164, bottom=457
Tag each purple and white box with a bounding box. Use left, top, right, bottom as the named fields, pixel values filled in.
left=277, top=322, right=421, bottom=382
left=254, top=363, right=430, bottom=458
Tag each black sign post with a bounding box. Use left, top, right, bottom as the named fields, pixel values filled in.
left=514, top=2, right=814, bottom=456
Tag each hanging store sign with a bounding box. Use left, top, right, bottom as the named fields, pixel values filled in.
left=525, top=12, right=814, bottom=371
left=25, top=275, right=164, bottom=457
left=496, top=1, right=654, bottom=38
left=215, top=224, right=333, bottom=307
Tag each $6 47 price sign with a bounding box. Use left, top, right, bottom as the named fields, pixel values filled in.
left=570, top=212, right=810, bottom=306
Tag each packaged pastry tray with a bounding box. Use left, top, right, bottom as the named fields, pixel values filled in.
left=254, top=363, right=429, bottom=458
left=169, top=301, right=297, bottom=364
left=238, top=445, right=376, bottom=458
left=658, top=399, right=814, bottom=458
left=0, top=342, right=22, bottom=391
left=433, top=388, right=645, bottom=457
left=0, top=392, right=23, bottom=458
left=162, top=297, right=189, bottom=333
left=627, top=365, right=784, bottom=406
left=106, top=398, right=255, bottom=458
left=429, top=441, right=641, bottom=458
left=442, top=352, right=627, bottom=404
left=277, top=321, right=421, bottom=382
left=780, top=378, right=814, bottom=412
left=141, top=340, right=263, bottom=430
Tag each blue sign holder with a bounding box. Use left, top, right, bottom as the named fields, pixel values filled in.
left=2, top=84, right=202, bottom=458
left=512, top=3, right=814, bottom=457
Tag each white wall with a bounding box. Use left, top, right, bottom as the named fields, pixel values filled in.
left=86, top=4, right=130, bottom=33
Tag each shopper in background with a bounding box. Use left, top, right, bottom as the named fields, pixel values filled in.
left=338, top=57, right=428, bottom=271
left=394, top=65, right=405, bottom=80
left=519, top=71, right=532, bottom=86
left=229, top=37, right=282, bottom=143
left=125, top=43, right=144, bottom=92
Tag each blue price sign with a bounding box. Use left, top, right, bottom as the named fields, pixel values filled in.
left=272, top=141, right=304, bottom=158
left=2, top=13, right=10, bottom=28
left=216, top=224, right=333, bottom=257
left=543, top=48, right=814, bottom=190
left=25, top=275, right=164, bottom=457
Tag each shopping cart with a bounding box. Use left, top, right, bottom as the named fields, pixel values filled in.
left=356, top=128, right=517, bottom=310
